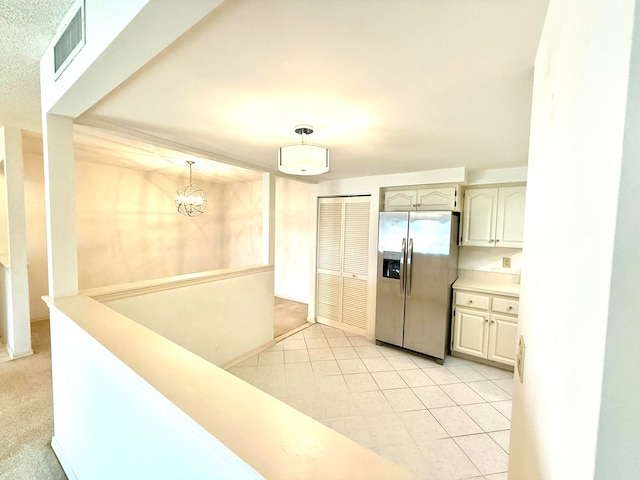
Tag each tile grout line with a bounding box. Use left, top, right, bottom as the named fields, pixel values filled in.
left=228, top=321, right=513, bottom=480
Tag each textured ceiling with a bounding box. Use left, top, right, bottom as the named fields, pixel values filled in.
left=0, top=0, right=77, bottom=130
left=0, top=1, right=260, bottom=184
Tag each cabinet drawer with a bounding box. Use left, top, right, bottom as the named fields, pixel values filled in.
left=492, top=297, right=519, bottom=315
left=455, top=291, right=490, bottom=310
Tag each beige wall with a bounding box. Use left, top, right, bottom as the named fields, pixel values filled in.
left=22, top=134, right=49, bottom=319
left=221, top=180, right=263, bottom=268
left=76, top=161, right=228, bottom=289
left=19, top=132, right=266, bottom=317
left=1, top=133, right=50, bottom=321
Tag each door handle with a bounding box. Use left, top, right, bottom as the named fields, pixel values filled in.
left=407, top=238, right=413, bottom=296
left=400, top=238, right=406, bottom=295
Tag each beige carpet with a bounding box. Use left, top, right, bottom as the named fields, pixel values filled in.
left=274, top=297, right=309, bottom=338
left=0, top=320, right=66, bottom=480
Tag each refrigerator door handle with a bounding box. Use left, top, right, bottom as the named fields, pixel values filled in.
left=400, top=238, right=406, bottom=294
left=407, top=238, right=413, bottom=296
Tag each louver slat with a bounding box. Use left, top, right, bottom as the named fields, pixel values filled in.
left=317, top=203, right=342, bottom=272
left=317, top=273, right=340, bottom=321
left=342, top=277, right=367, bottom=329
left=317, top=197, right=370, bottom=331
left=343, top=202, right=370, bottom=276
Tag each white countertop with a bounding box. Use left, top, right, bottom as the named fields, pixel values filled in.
left=453, top=277, right=520, bottom=297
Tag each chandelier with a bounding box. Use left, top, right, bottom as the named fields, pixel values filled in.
left=175, top=161, right=207, bottom=217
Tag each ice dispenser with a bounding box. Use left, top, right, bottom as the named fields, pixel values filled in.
left=382, top=251, right=402, bottom=279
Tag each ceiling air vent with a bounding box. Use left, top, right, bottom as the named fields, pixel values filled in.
left=53, top=0, right=86, bottom=80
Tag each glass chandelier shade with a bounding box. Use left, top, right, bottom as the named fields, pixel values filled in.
left=176, top=161, right=207, bottom=217
left=278, top=125, right=329, bottom=176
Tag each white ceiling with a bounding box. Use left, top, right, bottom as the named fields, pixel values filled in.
left=80, top=0, right=549, bottom=181
left=2, top=1, right=549, bottom=182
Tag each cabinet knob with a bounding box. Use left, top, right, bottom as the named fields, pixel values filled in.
left=485, top=319, right=489, bottom=323
left=507, top=306, right=513, bottom=310
left=491, top=320, right=495, bottom=324
left=496, top=239, right=500, bottom=243
left=468, top=300, right=473, bottom=304
left=488, top=239, right=494, bottom=243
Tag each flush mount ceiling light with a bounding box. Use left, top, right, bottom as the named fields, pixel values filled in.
left=176, top=160, right=207, bottom=217
left=278, top=125, right=329, bottom=175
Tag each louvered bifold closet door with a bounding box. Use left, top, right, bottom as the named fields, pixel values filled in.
left=316, top=200, right=343, bottom=323
left=341, top=200, right=370, bottom=330
left=316, top=196, right=370, bottom=333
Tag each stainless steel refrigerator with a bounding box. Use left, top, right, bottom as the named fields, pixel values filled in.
left=375, top=211, right=459, bottom=363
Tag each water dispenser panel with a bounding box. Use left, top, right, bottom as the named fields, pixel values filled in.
left=382, top=251, right=402, bottom=279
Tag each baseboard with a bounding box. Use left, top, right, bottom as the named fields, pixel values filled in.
left=449, top=351, right=515, bottom=372
left=51, top=436, right=79, bottom=480
left=221, top=321, right=314, bottom=370
left=31, top=316, right=51, bottom=323
left=274, top=294, right=308, bottom=305
left=6, top=343, right=33, bottom=360
left=0, top=340, right=9, bottom=364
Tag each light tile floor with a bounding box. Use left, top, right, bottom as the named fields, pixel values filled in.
left=228, top=323, right=513, bottom=480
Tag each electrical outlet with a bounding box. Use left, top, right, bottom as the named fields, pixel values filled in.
left=502, top=257, right=511, bottom=268
left=516, top=336, right=525, bottom=383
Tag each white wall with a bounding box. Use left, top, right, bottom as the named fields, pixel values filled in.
left=0, top=266, right=7, bottom=342
left=274, top=177, right=313, bottom=303
left=509, top=1, right=637, bottom=478
left=103, top=268, right=274, bottom=366
left=458, top=246, right=522, bottom=273
left=594, top=4, right=640, bottom=477
left=49, top=305, right=263, bottom=480
left=0, top=126, right=31, bottom=357
left=47, top=294, right=411, bottom=480
left=0, top=165, right=6, bottom=261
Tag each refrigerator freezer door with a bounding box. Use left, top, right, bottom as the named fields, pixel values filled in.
left=403, top=212, right=455, bottom=359
left=375, top=212, right=408, bottom=347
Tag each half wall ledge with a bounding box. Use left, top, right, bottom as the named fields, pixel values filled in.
left=43, top=294, right=412, bottom=479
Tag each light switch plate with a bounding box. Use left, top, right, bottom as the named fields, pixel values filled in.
left=516, top=336, right=525, bottom=383
left=502, top=257, right=511, bottom=268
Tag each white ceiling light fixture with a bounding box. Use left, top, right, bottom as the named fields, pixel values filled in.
left=176, top=160, right=207, bottom=217
left=278, top=125, right=329, bottom=175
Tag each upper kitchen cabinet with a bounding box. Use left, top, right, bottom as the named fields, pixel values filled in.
left=383, top=186, right=459, bottom=212
left=462, top=186, right=526, bottom=248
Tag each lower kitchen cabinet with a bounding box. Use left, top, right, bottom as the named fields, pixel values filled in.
left=452, top=289, right=518, bottom=367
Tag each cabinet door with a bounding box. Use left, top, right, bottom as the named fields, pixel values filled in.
left=452, top=308, right=489, bottom=358
left=487, top=314, right=518, bottom=365
left=416, top=187, right=457, bottom=211
left=495, top=186, right=526, bottom=248
left=462, top=188, right=497, bottom=246
left=317, top=197, right=370, bottom=334
left=384, top=190, right=417, bottom=211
